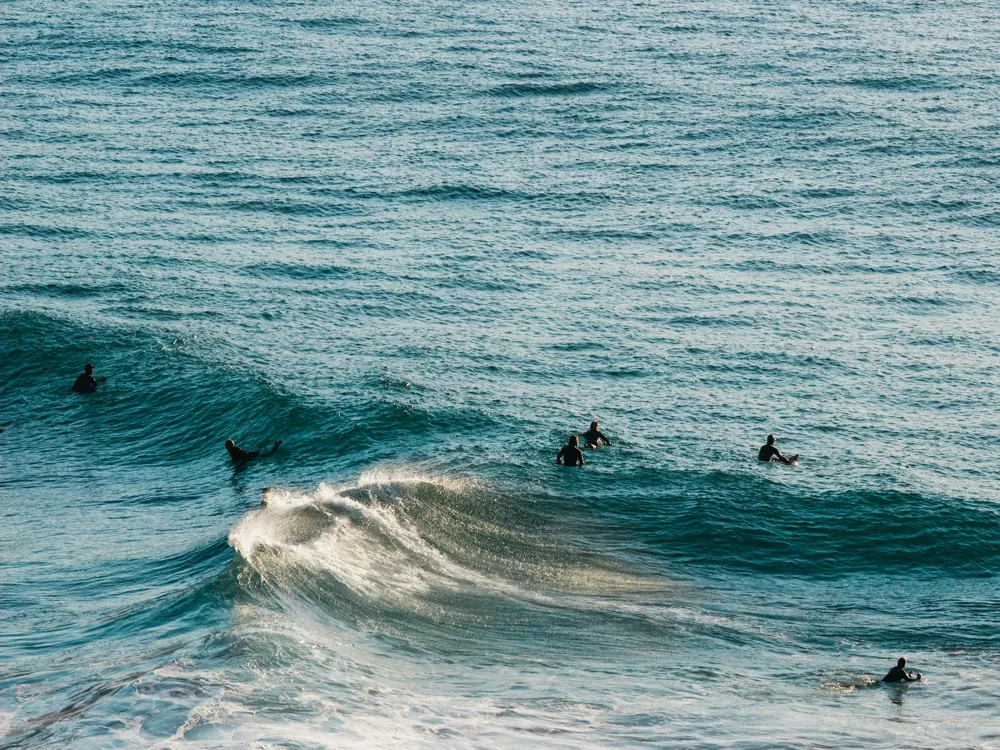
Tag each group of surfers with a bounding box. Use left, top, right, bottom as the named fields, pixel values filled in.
left=555, top=423, right=797, bottom=467
left=73, top=364, right=796, bottom=468
left=70, top=364, right=923, bottom=685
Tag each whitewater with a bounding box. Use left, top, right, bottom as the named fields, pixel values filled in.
left=2, top=0, right=1000, bottom=746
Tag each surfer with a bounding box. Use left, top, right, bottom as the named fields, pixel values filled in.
left=71, top=363, right=98, bottom=393
left=882, top=657, right=921, bottom=683
left=582, top=421, right=614, bottom=449
left=225, top=438, right=282, bottom=464
left=556, top=435, right=585, bottom=467
left=758, top=434, right=797, bottom=464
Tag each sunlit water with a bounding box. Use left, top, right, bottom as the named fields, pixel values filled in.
left=2, top=0, right=999, bottom=746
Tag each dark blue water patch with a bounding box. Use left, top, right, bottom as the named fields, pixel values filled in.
left=699, top=193, right=789, bottom=210
left=0, top=223, right=93, bottom=239
left=7, top=282, right=132, bottom=299
left=482, top=81, right=608, bottom=98
left=796, top=187, right=857, bottom=200
left=430, top=274, right=543, bottom=293
left=242, top=262, right=358, bottom=282
left=164, top=42, right=260, bottom=55
left=108, top=305, right=228, bottom=322
left=764, top=230, right=849, bottom=247
left=946, top=210, right=1000, bottom=228
left=393, top=184, right=543, bottom=203
left=880, top=293, right=967, bottom=312
left=668, top=314, right=757, bottom=328
left=46, top=67, right=141, bottom=85
left=951, top=268, right=1000, bottom=285
left=862, top=138, right=943, bottom=156
left=135, top=70, right=324, bottom=90
left=943, top=153, right=1000, bottom=168
left=0, top=196, right=33, bottom=211
left=843, top=74, right=953, bottom=92
left=547, top=227, right=663, bottom=242
left=890, top=198, right=980, bottom=214
left=722, top=258, right=838, bottom=274
left=260, top=106, right=319, bottom=118
left=219, top=198, right=352, bottom=217
left=25, top=170, right=114, bottom=185
left=294, top=16, right=370, bottom=29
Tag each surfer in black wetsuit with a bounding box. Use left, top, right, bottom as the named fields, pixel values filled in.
left=556, top=435, right=585, bottom=467
left=226, top=438, right=282, bottom=464
left=72, top=363, right=98, bottom=393
left=582, top=421, right=614, bottom=449
left=758, top=434, right=796, bottom=464
left=882, top=657, right=921, bottom=683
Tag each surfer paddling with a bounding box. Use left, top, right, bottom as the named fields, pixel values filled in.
left=225, top=438, right=283, bottom=464
left=581, top=421, right=614, bottom=449
left=882, top=657, right=921, bottom=683
left=556, top=435, right=585, bottom=467
left=758, top=434, right=797, bottom=465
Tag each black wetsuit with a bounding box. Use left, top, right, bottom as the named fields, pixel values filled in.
left=582, top=429, right=612, bottom=447
left=72, top=373, right=98, bottom=393
left=882, top=666, right=919, bottom=683
left=227, top=445, right=259, bottom=463
left=758, top=444, right=782, bottom=462
left=557, top=445, right=584, bottom=466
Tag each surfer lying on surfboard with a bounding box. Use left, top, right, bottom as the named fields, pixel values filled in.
left=758, top=434, right=797, bottom=464
left=225, top=438, right=282, bottom=464
left=882, top=657, right=921, bottom=683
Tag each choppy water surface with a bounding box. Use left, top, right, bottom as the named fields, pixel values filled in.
left=2, top=0, right=1000, bottom=746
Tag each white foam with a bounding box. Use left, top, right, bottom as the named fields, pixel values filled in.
left=229, top=469, right=671, bottom=621
left=229, top=473, right=529, bottom=613
left=0, top=712, right=13, bottom=739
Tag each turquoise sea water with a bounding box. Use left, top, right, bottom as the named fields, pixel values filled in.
left=2, top=0, right=1000, bottom=746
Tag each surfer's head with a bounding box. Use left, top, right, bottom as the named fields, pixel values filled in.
left=225, top=439, right=235, bottom=450
left=590, top=421, right=599, bottom=431
left=766, top=434, right=775, bottom=445
left=897, top=657, right=906, bottom=668
left=569, top=435, right=579, bottom=447
left=84, top=363, right=94, bottom=374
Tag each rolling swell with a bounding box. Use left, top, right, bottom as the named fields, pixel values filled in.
left=593, top=468, right=1000, bottom=577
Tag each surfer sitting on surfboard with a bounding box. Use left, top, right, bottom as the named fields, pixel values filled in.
left=225, top=438, right=282, bottom=464
left=71, top=363, right=100, bottom=393
left=758, top=434, right=797, bottom=464
left=581, top=421, right=614, bottom=449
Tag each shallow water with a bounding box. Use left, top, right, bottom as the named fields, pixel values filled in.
left=2, top=0, right=1000, bottom=746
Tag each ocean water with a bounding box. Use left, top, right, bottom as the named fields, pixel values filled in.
left=2, top=0, right=1000, bottom=746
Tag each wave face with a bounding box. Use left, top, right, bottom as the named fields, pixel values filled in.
left=3, top=0, right=1000, bottom=746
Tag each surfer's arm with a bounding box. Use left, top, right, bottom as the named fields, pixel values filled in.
left=598, top=432, right=613, bottom=446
